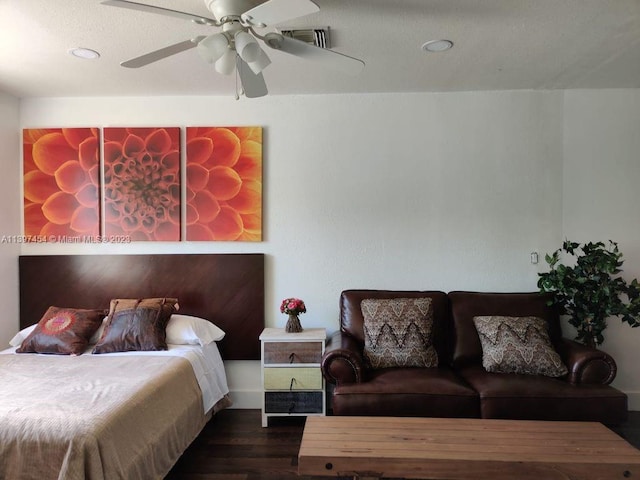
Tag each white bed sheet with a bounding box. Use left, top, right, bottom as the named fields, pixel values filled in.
left=0, top=342, right=230, bottom=414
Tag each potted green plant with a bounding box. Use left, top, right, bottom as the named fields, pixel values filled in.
left=538, top=240, right=640, bottom=347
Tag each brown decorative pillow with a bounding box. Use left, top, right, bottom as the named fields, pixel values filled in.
left=361, top=297, right=438, bottom=369
left=473, top=316, right=568, bottom=377
left=17, top=306, right=106, bottom=355
left=92, top=298, right=178, bottom=354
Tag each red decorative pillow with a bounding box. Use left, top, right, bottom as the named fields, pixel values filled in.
left=92, top=298, right=178, bottom=354
left=17, top=306, right=107, bottom=355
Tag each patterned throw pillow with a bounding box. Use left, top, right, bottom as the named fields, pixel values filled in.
left=17, top=306, right=106, bottom=355
left=93, top=297, right=178, bottom=354
left=473, top=316, right=568, bottom=377
left=362, top=298, right=438, bottom=369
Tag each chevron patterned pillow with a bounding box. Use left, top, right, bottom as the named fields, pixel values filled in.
left=361, top=297, right=438, bottom=369
left=473, top=316, right=567, bottom=377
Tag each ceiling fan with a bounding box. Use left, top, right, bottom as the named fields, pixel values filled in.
left=101, top=0, right=365, bottom=98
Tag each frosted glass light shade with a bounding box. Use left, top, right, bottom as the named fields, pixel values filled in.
left=215, top=49, right=236, bottom=75
left=247, top=48, right=271, bottom=74
left=197, top=33, right=229, bottom=63
left=234, top=31, right=261, bottom=63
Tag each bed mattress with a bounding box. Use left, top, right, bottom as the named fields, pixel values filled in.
left=0, top=344, right=230, bottom=480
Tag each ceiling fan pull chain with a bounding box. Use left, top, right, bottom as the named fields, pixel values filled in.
left=235, top=61, right=239, bottom=100
left=235, top=54, right=245, bottom=100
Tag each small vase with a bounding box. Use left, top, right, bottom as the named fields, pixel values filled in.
left=285, top=314, right=303, bottom=333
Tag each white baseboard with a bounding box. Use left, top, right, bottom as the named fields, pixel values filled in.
left=227, top=389, right=262, bottom=409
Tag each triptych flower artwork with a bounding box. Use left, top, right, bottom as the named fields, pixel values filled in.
left=23, top=126, right=262, bottom=242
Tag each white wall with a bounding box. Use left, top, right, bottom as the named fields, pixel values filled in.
left=5, top=81, right=640, bottom=408
left=563, top=90, right=640, bottom=409
left=14, top=90, right=565, bottom=407
left=8, top=90, right=640, bottom=409
left=0, top=91, right=20, bottom=345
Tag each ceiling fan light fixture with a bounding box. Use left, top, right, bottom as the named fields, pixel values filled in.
left=197, top=33, right=229, bottom=63
left=264, top=32, right=284, bottom=50
left=101, top=0, right=365, bottom=97
left=215, top=49, right=237, bottom=75
left=234, top=31, right=261, bottom=63
left=247, top=48, right=271, bottom=74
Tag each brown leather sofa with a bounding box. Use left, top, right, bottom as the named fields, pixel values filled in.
left=321, top=290, right=628, bottom=424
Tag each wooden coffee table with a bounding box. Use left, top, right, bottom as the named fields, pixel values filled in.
left=298, top=416, right=640, bottom=479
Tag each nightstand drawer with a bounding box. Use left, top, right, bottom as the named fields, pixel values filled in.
left=264, top=367, right=322, bottom=390
left=259, top=328, right=327, bottom=426
left=264, top=341, right=322, bottom=364
left=264, top=391, right=323, bottom=414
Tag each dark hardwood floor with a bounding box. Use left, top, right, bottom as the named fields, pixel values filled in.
left=166, top=409, right=640, bottom=480
left=166, top=409, right=332, bottom=480
left=613, top=411, right=640, bottom=449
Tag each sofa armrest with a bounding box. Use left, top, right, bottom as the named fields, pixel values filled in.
left=321, top=331, right=366, bottom=385
left=559, top=338, right=617, bottom=385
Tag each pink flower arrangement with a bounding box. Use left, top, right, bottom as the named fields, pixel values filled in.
left=280, top=298, right=306, bottom=315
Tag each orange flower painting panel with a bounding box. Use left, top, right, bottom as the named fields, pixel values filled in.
left=104, top=127, right=181, bottom=241
left=186, top=127, right=262, bottom=241
left=23, top=128, right=100, bottom=241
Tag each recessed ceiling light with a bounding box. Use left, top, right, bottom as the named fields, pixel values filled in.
left=421, top=40, right=454, bottom=53
left=68, top=48, right=101, bottom=60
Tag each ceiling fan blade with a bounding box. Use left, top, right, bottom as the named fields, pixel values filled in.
left=101, top=0, right=217, bottom=25
left=121, top=36, right=205, bottom=68
left=242, top=0, right=319, bottom=27
left=237, top=58, right=268, bottom=98
left=264, top=34, right=364, bottom=76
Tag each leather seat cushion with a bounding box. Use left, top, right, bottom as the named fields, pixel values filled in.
left=332, top=367, right=479, bottom=418
left=459, top=365, right=628, bottom=424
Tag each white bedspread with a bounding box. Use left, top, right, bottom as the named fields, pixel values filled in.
left=0, top=342, right=230, bottom=414
left=0, top=343, right=230, bottom=480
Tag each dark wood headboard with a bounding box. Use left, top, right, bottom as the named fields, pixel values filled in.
left=19, top=254, right=264, bottom=360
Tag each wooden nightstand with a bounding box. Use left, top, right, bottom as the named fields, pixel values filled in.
left=259, top=327, right=327, bottom=427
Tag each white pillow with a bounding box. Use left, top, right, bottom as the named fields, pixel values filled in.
left=9, top=324, right=36, bottom=347
left=165, top=314, right=225, bottom=346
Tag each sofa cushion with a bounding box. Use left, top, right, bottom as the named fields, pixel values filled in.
left=449, top=291, right=562, bottom=369
left=332, top=367, right=480, bottom=418
left=362, top=297, right=438, bottom=369
left=458, top=365, right=628, bottom=424
left=340, top=290, right=451, bottom=364
left=473, top=316, right=567, bottom=377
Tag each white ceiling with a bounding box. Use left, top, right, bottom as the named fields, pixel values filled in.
left=1, top=0, right=639, bottom=99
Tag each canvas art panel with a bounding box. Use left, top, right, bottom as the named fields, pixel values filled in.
left=103, top=127, right=181, bottom=241
left=23, top=128, right=100, bottom=241
left=186, top=127, right=263, bottom=241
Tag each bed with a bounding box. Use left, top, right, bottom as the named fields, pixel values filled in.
left=0, top=253, right=264, bottom=480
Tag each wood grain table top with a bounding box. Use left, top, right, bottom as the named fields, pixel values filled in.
left=298, top=416, right=640, bottom=479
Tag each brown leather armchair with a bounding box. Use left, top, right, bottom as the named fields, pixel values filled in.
left=321, top=290, right=628, bottom=424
